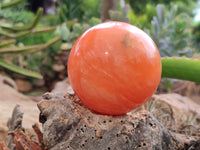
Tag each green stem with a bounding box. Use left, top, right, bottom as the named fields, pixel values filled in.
left=0, top=45, right=41, bottom=53
left=13, top=8, right=43, bottom=31
left=0, top=19, right=76, bottom=39
left=0, top=30, right=31, bottom=39
left=0, top=22, right=13, bottom=29
left=29, top=36, right=61, bottom=53
left=31, top=20, right=76, bottom=34
left=0, top=8, right=43, bottom=31
left=0, top=39, right=16, bottom=48
left=0, top=36, right=61, bottom=54
left=32, top=26, right=57, bottom=34
left=0, top=59, right=42, bottom=79
left=0, top=0, right=26, bottom=9
left=161, top=57, right=200, bottom=82
left=0, top=26, right=55, bottom=39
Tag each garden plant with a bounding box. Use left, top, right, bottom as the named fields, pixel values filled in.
left=0, top=0, right=61, bottom=79
left=0, top=0, right=200, bottom=150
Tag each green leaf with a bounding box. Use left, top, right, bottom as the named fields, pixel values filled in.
left=0, top=36, right=61, bottom=54
left=55, top=23, right=71, bottom=41
left=151, top=17, right=160, bottom=39
left=177, top=13, right=190, bottom=22
left=0, top=59, right=42, bottom=79
left=72, top=23, right=84, bottom=37
left=175, top=40, right=187, bottom=50
left=156, top=4, right=164, bottom=25
left=89, top=17, right=100, bottom=26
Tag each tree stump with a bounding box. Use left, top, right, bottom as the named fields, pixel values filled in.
left=37, top=92, right=200, bottom=150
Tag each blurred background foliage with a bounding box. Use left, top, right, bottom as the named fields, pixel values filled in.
left=148, top=4, right=194, bottom=57
left=0, top=0, right=200, bottom=92
left=58, top=0, right=101, bottom=22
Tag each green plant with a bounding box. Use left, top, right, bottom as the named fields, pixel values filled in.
left=107, top=2, right=156, bottom=29
left=161, top=57, right=200, bottom=82
left=126, top=0, right=198, bottom=16
left=150, top=4, right=194, bottom=57
left=0, top=0, right=34, bottom=24
left=40, top=14, right=60, bottom=26
left=109, top=4, right=130, bottom=23
left=0, top=0, right=61, bottom=79
left=81, top=0, right=101, bottom=20
left=0, top=0, right=26, bottom=8
left=125, top=0, right=198, bottom=30
left=55, top=17, right=100, bottom=44
left=0, top=9, right=34, bottom=24
left=58, top=0, right=100, bottom=23
left=127, top=3, right=156, bottom=28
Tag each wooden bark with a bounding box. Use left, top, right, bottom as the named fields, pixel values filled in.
left=37, top=92, right=200, bottom=150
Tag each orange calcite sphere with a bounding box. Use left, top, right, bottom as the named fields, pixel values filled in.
left=68, top=21, right=161, bottom=115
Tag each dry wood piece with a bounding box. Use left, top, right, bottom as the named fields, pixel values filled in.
left=7, top=105, right=23, bottom=150
left=38, top=92, right=200, bottom=150
left=2, top=105, right=47, bottom=150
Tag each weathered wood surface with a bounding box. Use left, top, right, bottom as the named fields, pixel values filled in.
left=7, top=105, right=23, bottom=150
left=38, top=92, right=200, bottom=150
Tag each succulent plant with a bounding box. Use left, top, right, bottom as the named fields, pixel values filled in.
left=150, top=4, right=194, bottom=57
left=0, top=0, right=60, bottom=79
